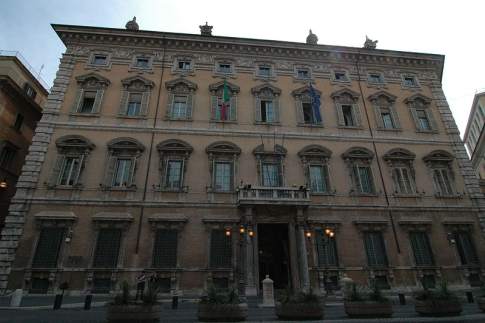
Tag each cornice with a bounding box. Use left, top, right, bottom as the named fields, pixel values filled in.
left=52, top=24, right=445, bottom=80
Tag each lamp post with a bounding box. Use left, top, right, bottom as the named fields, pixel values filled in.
left=0, top=179, right=7, bottom=189
left=238, top=224, right=255, bottom=301
left=305, top=226, right=336, bottom=294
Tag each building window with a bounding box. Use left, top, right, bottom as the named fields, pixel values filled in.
left=0, top=146, right=16, bottom=170
left=416, top=110, right=431, bottom=130
left=252, top=84, right=281, bottom=124
left=262, top=163, right=282, bottom=187
left=92, top=54, right=108, bottom=66
left=217, top=63, right=232, bottom=74
left=210, top=81, right=239, bottom=122
left=392, top=167, right=415, bottom=194
left=79, top=91, right=96, bottom=113
left=178, top=60, right=192, bottom=71
left=92, top=228, right=121, bottom=268
left=157, top=139, right=193, bottom=192
left=315, top=229, right=338, bottom=266
left=30, top=278, right=49, bottom=294
left=403, top=75, right=418, bottom=87
left=135, top=57, right=150, bottom=68
left=410, top=232, right=434, bottom=266
left=368, top=73, right=384, bottom=84
left=210, top=229, right=232, bottom=268
left=363, top=231, right=388, bottom=267
left=13, top=113, right=24, bottom=131
left=58, top=156, right=81, bottom=186
left=454, top=231, right=479, bottom=265
left=343, top=147, right=376, bottom=195
left=165, top=78, right=197, bottom=121
left=292, top=85, right=322, bottom=126
left=72, top=73, right=110, bottom=114
left=424, top=150, right=456, bottom=197
left=333, top=71, right=349, bottom=82
left=432, top=168, right=454, bottom=196
left=254, top=144, right=286, bottom=187
left=112, top=158, right=133, bottom=187
left=342, top=105, right=355, bottom=126
left=369, top=92, right=400, bottom=130
left=125, top=93, right=142, bottom=116
left=32, top=227, right=64, bottom=268
left=309, top=165, right=329, bottom=193
left=207, top=141, right=241, bottom=193
left=257, top=65, right=271, bottom=77
left=332, top=89, right=361, bottom=128
left=214, top=162, right=232, bottom=192
left=23, top=83, right=37, bottom=99
left=152, top=229, right=178, bottom=268
left=298, top=145, right=332, bottom=194
left=296, top=68, right=310, bottom=79
left=119, top=76, right=153, bottom=117
left=405, top=95, right=437, bottom=132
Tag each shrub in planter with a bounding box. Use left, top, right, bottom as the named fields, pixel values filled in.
left=344, top=283, right=393, bottom=318
left=275, top=289, right=324, bottom=320
left=197, top=286, right=248, bottom=322
left=107, top=281, right=161, bottom=323
left=414, top=281, right=462, bottom=317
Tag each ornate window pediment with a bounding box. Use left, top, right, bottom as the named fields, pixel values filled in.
left=331, top=89, right=360, bottom=103
left=342, top=147, right=374, bottom=161
left=331, top=89, right=362, bottom=128
left=206, top=141, right=241, bottom=155
left=165, top=78, right=198, bottom=120
left=121, top=75, right=154, bottom=89
left=423, top=150, right=457, bottom=197
left=423, top=150, right=454, bottom=164
left=107, top=138, right=145, bottom=153
left=404, top=94, right=437, bottom=133
left=75, top=73, right=110, bottom=87
left=252, top=83, right=281, bottom=96
left=368, top=91, right=397, bottom=103
left=253, top=144, right=286, bottom=187
left=156, top=139, right=193, bottom=192
left=384, top=149, right=417, bottom=195
left=55, top=135, right=95, bottom=151
left=342, top=148, right=376, bottom=195
left=404, top=94, right=432, bottom=106
left=166, top=78, right=198, bottom=92
left=157, top=139, right=193, bottom=155
left=71, top=73, right=110, bottom=115
left=368, top=91, right=400, bottom=130
left=119, top=76, right=154, bottom=117
left=209, top=80, right=240, bottom=94
left=383, top=148, right=415, bottom=162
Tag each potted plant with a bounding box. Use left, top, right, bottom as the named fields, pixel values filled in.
left=275, top=289, right=324, bottom=320
left=344, top=283, right=393, bottom=318
left=197, top=286, right=248, bottom=322
left=477, top=285, right=485, bottom=312
left=414, top=281, right=462, bottom=317
left=106, top=281, right=161, bottom=323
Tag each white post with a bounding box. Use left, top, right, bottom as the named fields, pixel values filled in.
left=10, top=289, right=23, bottom=307
left=260, top=275, right=275, bottom=307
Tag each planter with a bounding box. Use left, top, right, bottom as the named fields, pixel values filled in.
left=415, top=299, right=462, bottom=316
left=344, top=301, right=393, bottom=318
left=478, top=297, right=485, bottom=312
left=107, top=303, right=161, bottom=323
left=275, top=302, right=324, bottom=320
left=197, top=303, right=248, bottom=322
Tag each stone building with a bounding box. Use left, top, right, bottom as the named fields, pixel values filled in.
left=1, top=19, right=485, bottom=296
left=0, top=52, right=48, bottom=229
left=464, top=91, right=485, bottom=186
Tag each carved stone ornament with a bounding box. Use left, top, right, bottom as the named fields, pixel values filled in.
left=306, top=29, right=318, bottom=45
left=200, top=22, right=213, bottom=36
left=125, top=16, right=139, bottom=31
left=364, top=35, right=378, bottom=49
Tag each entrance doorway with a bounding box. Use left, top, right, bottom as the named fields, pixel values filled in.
left=257, top=223, right=291, bottom=290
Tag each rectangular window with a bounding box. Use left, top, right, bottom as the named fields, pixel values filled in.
left=404, top=76, right=416, bottom=87
left=353, top=165, right=374, bottom=194
left=302, top=102, right=315, bottom=124
left=392, top=167, right=414, bottom=194
left=433, top=168, right=453, bottom=195
left=24, top=83, right=37, bottom=99
left=364, top=231, right=388, bottom=267
left=178, top=60, right=192, bottom=70
left=215, top=97, right=231, bottom=121
left=258, top=66, right=271, bottom=77
left=260, top=100, right=274, bottom=122
left=309, top=165, right=329, bottom=193
left=380, top=108, right=395, bottom=129
left=152, top=229, right=178, bottom=268
left=416, top=110, right=431, bottom=130
left=58, top=156, right=81, bottom=186
left=32, top=227, right=64, bottom=268
left=13, top=114, right=24, bottom=131
left=126, top=93, right=142, bottom=116
left=454, top=231, right=479, bottom=265
left=165, top=160, right=183, bottom=190
left=410, top=232, right=434, bottom=266
left=342, top=105, right=355, bottom=126
left=214, top=161, right=232, bottom=192
left=135, top=57, right=149, bottom=68
left=112, top=158, right=133, bottom=187
left=297, top=69, right=309, bottom=79
left=262, top=162, right=281, bottom=187
left=0, top=147, right=16, bottom=169
left=172, top=95, right=188, bottom=118
left=92, top=55, right=107, bottom=65
left=334, top=72, right=348, bottom=81
left=218, top=63, right=232, bottom=74
left=92, top=229, right=122, bottom=268
left=80, top=91, right=97, bottom=113
left=368, top=73, right=383, bottom=84
left=315, top=229, right=338, bottom=266
left=210, top=229, right=232, bottom=268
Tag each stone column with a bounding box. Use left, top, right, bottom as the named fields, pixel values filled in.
left=245, top=233, right=257, bottom=296
left=288, top=221, right=300, bottom=290
left=0, top=52, right=76, bottom=294
left=296, top=207, right=310, bottom=292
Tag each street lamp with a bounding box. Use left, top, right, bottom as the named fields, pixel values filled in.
left=0, top=179, right=7, bottom=189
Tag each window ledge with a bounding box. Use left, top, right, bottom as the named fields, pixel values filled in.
left=128, top=66, right=154, bottom=73
left=254, top=75, right=277, bottom=82
left=213, top=72, right=236, bottom=78
left=337, top=125, right=363, bottom=130
left=297, top=123, right=324, bottom=128
left=85, top=63, right=112, bottom=71
left=207, top=187, right=235, bottom=194
left=117, top=115, right=148, bottom=120
left=171, top=70, right=196, bottom=76
left=331, top=80, right=351, bottom=85
left=154, top=185, right=189, bottom=193
left=349, top=192, right=378, bottom=197
left=69, top=112, right=101, bottom=118
left=293, top=77, right=314, bottom=83
left=416, top=129, right=439, bottom=134
left=392, top=193, right=421, bottom=198
left=311, top=191, right=336, bottom=196
left=210, top=120, right=238, bottom=124
left=254, top=121, right=281, bottom=126
left=434, top=193, right=464, bottom=199
left=100, top=185, right=137, bottom=192
left=376, top=127, right=402, bottom=132
left=164, top=117, right=193, bottom=122
left=46, top=184, right=84, bottom=190
left=367, top=82, right=387, bottom=88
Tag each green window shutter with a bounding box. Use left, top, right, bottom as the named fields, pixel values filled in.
left=48, top=155, right=65, bottom=187
left=230, top=96, right=237, bottom=121
left=273, top=98, right=280, bottom=122
left=336, top=104, right=345, bottom=126
left=119, top=90, right=129, bottom=115
left=103, top=155, right=117, bottom=187
left=32, top=227, right=65, bottom=268
left=210, top=229, right=232, bottom=268
left=390, top=105, right=401, bottom=129
left=71, top=88, right=84, bottom=113
left=185, top=94, right=193, bottom=119
left=128, top=157, right=137, bottom=187
left=140, top=91, right=150, bottom=116
left=426, top=109, right=438, bottom=131
left=255, top=97, right=262, bottom=122
left=352, top=104, right=362, bottom=126
left=409, top=108, right=421, bottom=130
left=210, top=95, right=218, bottom=120
left=152, top=229, right=178, bottom=268
left=373, top=105, right=384, bottom=128
left=72, top=154, right=85, bottom=185
left=93, top=229, right=122, bottom=268
left=92, top=89, right=104, bottom=113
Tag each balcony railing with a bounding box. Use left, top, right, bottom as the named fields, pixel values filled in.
left=237, top=186, right=311, bottom=205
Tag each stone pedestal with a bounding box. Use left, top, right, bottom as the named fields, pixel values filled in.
left=10, top=289, right=23, bottom=307
left=340, top=274, right=353, bottom=300
left=245, top=234, right=257, bottom=296
left=260, top=275, right=275, bottom=307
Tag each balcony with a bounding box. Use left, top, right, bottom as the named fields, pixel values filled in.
left=237, top=186, right=311, bottom=206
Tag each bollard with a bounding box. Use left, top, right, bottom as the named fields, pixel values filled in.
left=398, top=293, right=406, bottom=305
left=261, top=275, right=275, bottom=307
left=10, top=289, right=23, bottom=307
left=172, top=295, right=178, bottom=309
left=53, top=294, right=63, bottom=310
left=466, top=291, right=474, bottom=303
left=84, top=294, right=93, bottom=310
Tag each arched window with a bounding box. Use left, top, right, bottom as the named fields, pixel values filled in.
left=71, top=73, right=110, bottom=114
left=210, top=80, right=239, bottom=122
left=298, top=145, right=332, bottom=193
left=251, top=83, right=281, bottom=124
left=119, top=76, right=154, bottom=117
left=383, top=148, right=416, bottom=195
left=165, top=78, right=198, bottom=120
left=206, top=142, right=241, bottom=192
left=156, top=139, right=193, bottom=192
left=342, top=147, right=375, bottom=195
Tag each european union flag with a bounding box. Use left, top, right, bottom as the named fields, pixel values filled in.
left=309, top=83, right=322, bottom=123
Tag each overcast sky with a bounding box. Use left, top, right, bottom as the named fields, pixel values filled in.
left=1, top=0, right=484, bottom=137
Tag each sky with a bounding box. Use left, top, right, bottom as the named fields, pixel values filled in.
left=1, top=0, right=484, bottom=137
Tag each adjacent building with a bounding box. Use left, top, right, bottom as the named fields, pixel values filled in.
left=464, top=91, right=485, bottom=186
left=0, top=52, right=48, bottom=229
left=1, top=19, right=484, bottom=296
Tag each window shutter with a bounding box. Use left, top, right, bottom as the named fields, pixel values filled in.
left=166, top=93, right=174, bottom=118
left=92, top=89, right=104, bottom=113
left=336, top=104, right=345, bottom=126
left=426, top=109, right=438, bottom=131
left=119, top=90, right=129, bottom=115
left=71, top=88, right=84, bottom=113
left=140, top=91, right=150, bottom=116
left=179, top=159, right=185, bottom=189
left=210, top=229, right=232, bottom=268
left=210, top=96, right=218, bottom=120
left=352, top=104, right=362, bottom=126
left=409, top=108, right=421, bottom=130
left=73, top=154, right=85, bottom=185
left=128, top=157, right=137, bottom=187
left=186, top=94, right=193, bottom=119
left=390, top=105, right=401, bottom=129
left=296, top=101, right=304, bottom=124
left=277, top=160, right=284, bottom=186
left=48, top=155, right=65, bottom=187
left=373, top=105, right=384, bottom=128
left=255, top=97, right=262, bottom=122
left=152, top=229, right=178, bottom=268
left=273, top=98, right=280, bottom=122
left=351, top=165, right=359, bottom=192
left=32, top=227, right=65, bottom=268
left=103, top=155, right=117, bottom=187
left=230, top=96, right=237, bottom=121
left=93, top=229, right=122, bottom=268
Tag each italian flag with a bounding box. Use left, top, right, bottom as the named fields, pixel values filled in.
left=221, top=80, right=230, bottom=120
